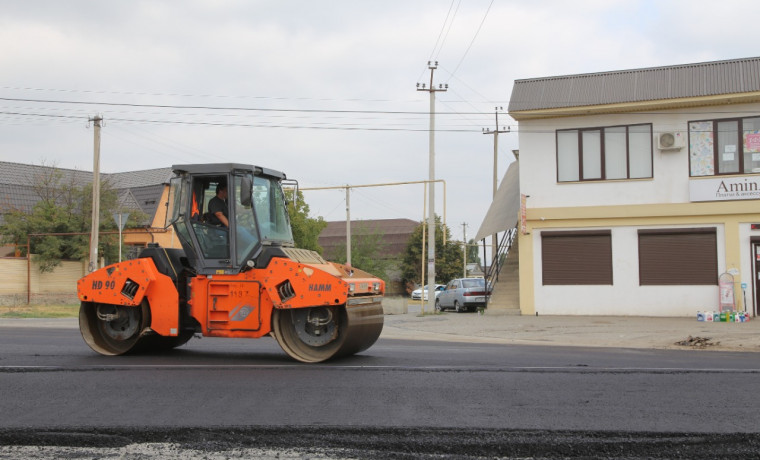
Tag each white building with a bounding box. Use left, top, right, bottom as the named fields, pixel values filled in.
left=508, top=57, right=760, bottom=317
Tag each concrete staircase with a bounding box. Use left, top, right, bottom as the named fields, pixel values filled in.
left=485, top=236, right=521, bottom=316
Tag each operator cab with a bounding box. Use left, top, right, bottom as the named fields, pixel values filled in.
left=166, top=163, right=295, bottom=275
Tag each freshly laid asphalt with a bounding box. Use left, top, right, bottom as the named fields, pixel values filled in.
left=2, top=298, right=759, bottom=352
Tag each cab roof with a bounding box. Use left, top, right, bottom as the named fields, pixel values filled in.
left=172, top=163, right=286, bottom=180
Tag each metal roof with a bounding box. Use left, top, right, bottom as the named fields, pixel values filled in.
left=0, top=161, right=172, bottom=225
left=124, top=184, right=165, bottom=219
left=172, top=163, right=286, bottom=180
left=508, top=56, right=760, bottom=113
left=0, top=162, right=92, bottom=187
left=109, top=168, right=173, bottom=188
left=0, top=184, right=40, bottom=214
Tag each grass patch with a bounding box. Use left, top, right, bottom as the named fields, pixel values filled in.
left=0, top=304, right=79, bottom=319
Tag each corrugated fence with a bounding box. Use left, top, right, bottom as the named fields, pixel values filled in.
left=0, top=257, right=85, bottom=305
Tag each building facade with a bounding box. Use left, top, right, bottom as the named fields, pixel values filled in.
left=509, top=57, right=760, bottom=317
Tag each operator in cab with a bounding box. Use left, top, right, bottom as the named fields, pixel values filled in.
left=207, top=182, right=228, bottom=227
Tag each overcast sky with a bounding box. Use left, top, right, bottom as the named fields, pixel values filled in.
left=1, top=0, right=758, bottom=241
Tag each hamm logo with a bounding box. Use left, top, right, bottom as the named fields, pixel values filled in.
left=308, top=283, right=332, bottom=292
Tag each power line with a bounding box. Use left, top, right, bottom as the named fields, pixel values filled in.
left=438, top=90, right=491, bottom=128
left=106, top=125, right=226, bottom=163
left=0, top=110, right=750, bottom=135
left=0, top=85, right=413, bottom=104
left=7, top=95, right=760, bottom=119
left=447, top=0, right=494, bottom=79
left=352, top=187, right=419, bottom=221
left=439, top=69, right=497, bottom=106
left=0, top=110, right=482, bottom=132
left=0, top=111, right=81, bottom=121
left=99, top=116, right=478, bottom=132
left=427, top=0, right=456, bottom=64
left=435, top=0, right=462, bottom=61
left=0, top=96, right=493, bottom=116
left=0, top=102, right=451, bottom=124
left=7, top=86, right=760, bottom=116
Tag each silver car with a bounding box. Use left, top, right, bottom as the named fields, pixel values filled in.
left=435, top=278, right=489, bottom=313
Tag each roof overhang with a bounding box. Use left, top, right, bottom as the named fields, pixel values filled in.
left=474, top=160, right=520, bottom=241
left=510, top=91, right=760, bottom=121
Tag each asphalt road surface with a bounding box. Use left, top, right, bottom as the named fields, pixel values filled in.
left=1, top=325, right=759, bottom=458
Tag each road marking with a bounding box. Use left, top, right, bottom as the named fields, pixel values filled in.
left=1, top=364, right=759, bottom=373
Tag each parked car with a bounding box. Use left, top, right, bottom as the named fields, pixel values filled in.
left=435, top=278, right=490, bottom=312
left=411, top=284, right=445, bottom=301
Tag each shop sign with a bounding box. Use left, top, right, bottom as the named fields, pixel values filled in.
left=689, top=176, right=760, bottom=202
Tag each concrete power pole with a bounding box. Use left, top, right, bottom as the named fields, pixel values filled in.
left=417, top=61, right=447, bottom=314
left=482, top=107, right=509, bottom=268
left=88, top=115, right=103, bottom=272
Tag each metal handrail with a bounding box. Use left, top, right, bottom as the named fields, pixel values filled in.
left=482, top=226, right=517, bottom=306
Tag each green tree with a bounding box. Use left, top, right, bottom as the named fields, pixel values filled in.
left=401, top=215, right=463, bottom=288
left=0, top=165, right=145, bottom=272
left=285, top=189, right=327, bottom=253
left=326, top=221, right=392, bottom=282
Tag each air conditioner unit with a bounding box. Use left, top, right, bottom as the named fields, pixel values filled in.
left=657, top=131, right=685, bottom=150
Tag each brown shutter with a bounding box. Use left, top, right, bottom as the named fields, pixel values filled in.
left=542, top=231, right=612, bottom=285
left=638, top=228, right=717, bottom=285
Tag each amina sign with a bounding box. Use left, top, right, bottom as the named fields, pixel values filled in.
left=689, top=176, right=760, bottom=202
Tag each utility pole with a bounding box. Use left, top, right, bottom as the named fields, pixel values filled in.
left=462, top=222, right=468, bottom=278
left=417, top=61, right=447, bottom=315
left=345, top=186, right=351, bottom=266
left=482, top=107, right=509, bottom=268
left=88, top=115, right=103, bottom=272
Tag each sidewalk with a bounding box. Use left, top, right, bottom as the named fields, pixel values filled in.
left=382, top=299, right=760, bottom=352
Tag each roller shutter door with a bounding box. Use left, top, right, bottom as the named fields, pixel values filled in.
left=542, top=231, right=612, bottom=285
left=638, top=228, right=717, bottom=285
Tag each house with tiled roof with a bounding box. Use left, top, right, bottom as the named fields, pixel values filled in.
left=498, top=56, right=760, bottom=317
left=0, top=162, right=90, bottom=216
left=109, top=168, right=174, bottom=228
left=0, top=162, right=172, bottom=222
left=0, top=161, right=176, bottom=258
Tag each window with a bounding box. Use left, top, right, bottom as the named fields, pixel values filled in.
left=718, top=120, right=739, bottom=174
left=556, top=124, right=652, bottom=182
left=190, top=177, right=230, bottom=260
left=541, top=230, right=612, bottom=285
left=638, top=228, right=717, bottom=285
left=233, top=174, right=260, bottom=264
left=689, top=116, right=760, bottom=176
